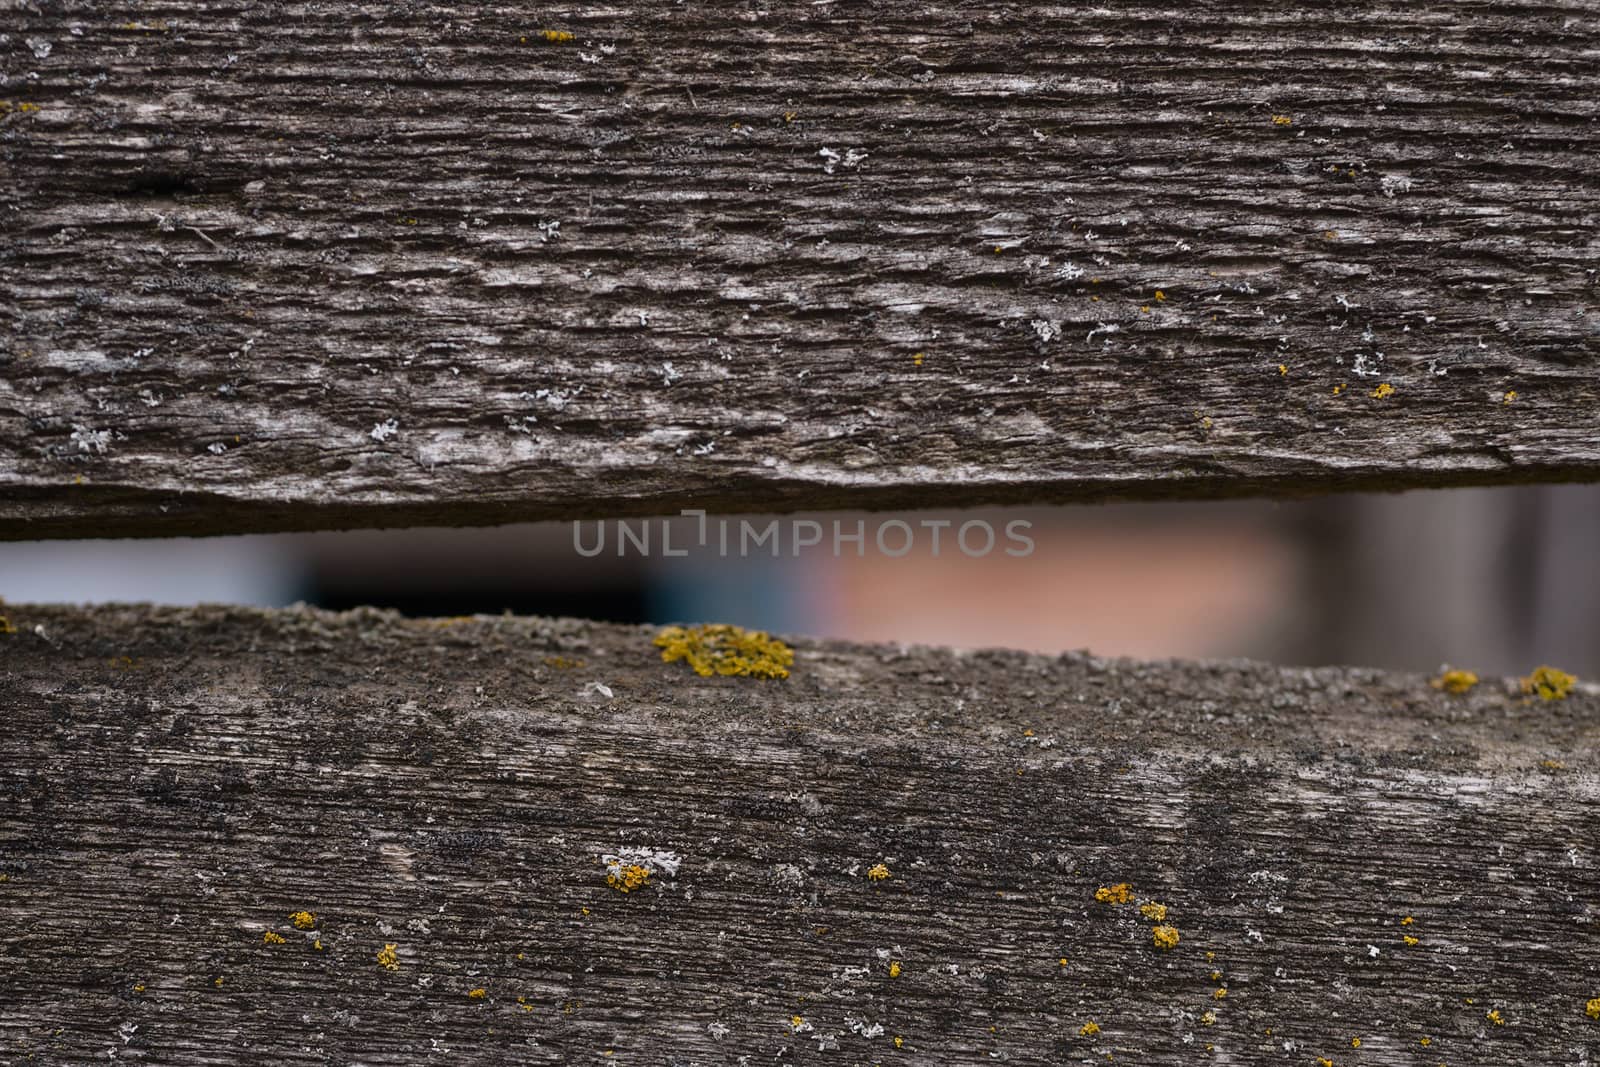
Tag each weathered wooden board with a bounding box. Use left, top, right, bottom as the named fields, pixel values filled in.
left=3, top=3, right=1600, bottom=538
left=1, top=601, right=1597, bottom=1063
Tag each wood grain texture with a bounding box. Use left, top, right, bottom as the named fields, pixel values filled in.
left=1, top=601, right=1598, bottom=1064
left=3, top=2, right=1600, bottom=539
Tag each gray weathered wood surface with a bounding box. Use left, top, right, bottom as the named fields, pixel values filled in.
left=2, top=601, right=1597, bottom=1063
left=4, top=3, right=1600, bottom=538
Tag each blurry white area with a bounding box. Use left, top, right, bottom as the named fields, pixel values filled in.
left=1, top=484, right=1596, bottom=676
left=0, top=534, right=301, bottom=607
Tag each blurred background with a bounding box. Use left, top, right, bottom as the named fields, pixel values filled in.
left=2, top=484, right=1596, bottom=677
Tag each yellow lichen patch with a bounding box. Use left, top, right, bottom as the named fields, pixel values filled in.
left=913, top=351, right=925, bottom=367
left=1486, top=1009, right=1504, bottom=1026
left=1401, top=916, right=1414, bottom=926
left=894, top=1036, right=904, bottom=1048
left=1542, top=759, right=1567, bottom=771
left=1371, top=382, right=1396, bottom=400
left=1403, top=935, right=1419, bottom=946
left=1521, top=665, right=1577, bottom=701
left=1140, top=902, right=1167, bottom=921
left=1351, top=1037, right=1361, bottom=1048
left=868, top=862, right=891, bottom=882
left=1201, top=1011, right=1216, bottom=1026
left=1316, top=1059, right=1332, bottom=1067
left=543, top=655, right=585, bottom=669
left=1278, top=363, right=1288, bottom=376
left=1155, top=290, right=1167, bottom=301
left=1271, top=114, right=1293, bottom=126
left=1332, top=382, right=1347, bottom=396
left=469, top=988, right=486, bottom=999
left=1151, top=925, right=1180, bottom=951
left=606, top=863, right=652, bottom=893
left=289, top=910, right=316, bottom=929
left=1420, top=1036, right=1432, bottom=1046
left=377, top=943, right=400, bottom=971
left=1079, top=1021, right=1101, bottom=1037
left=1059, top=957, right=1069, bottom=967
left=0, top=616, right=15, bottom=636
left=654, top=623, right=794, bottom=679
left=1095, top=883, right=1133, bottom=905
left=263, top=931, right=286, bottom=945
left=889, top=961, right=902, bottom=978
left=1431, top=669, right=1478, bottom=694
left=1212, top=987, right=1227, bottom=999
left=1587, top=997, right=1600, bottom=1020
left=1503, top=390, right=1518, bottom=404
left=314, top=939, right=324, bottom=950
left=540, top=29, right=575, bottom=43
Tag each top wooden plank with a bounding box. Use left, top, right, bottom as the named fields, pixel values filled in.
left=3, top=2, right=1599, bottom=539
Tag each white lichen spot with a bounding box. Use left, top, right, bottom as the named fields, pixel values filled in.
left=206, top=442, right=227, bottom=455
left=1379, top=174, right=1413, bottom=198
left=1054, top=261, right=1085, bottom=282
left=71, top=425, right=112, bottom=454
left=537, top=219, right=561, bottom=242
left=818, top=146, right=868, bottom=174
left=1032, top=319, right=1061, bottom=344
left=601, top=846, right=682, bottom=885
left=369, top=419, right=399, bottom=442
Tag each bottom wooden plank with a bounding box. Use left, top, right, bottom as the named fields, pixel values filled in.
left=0, top=603, right=1597, bottom=1065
